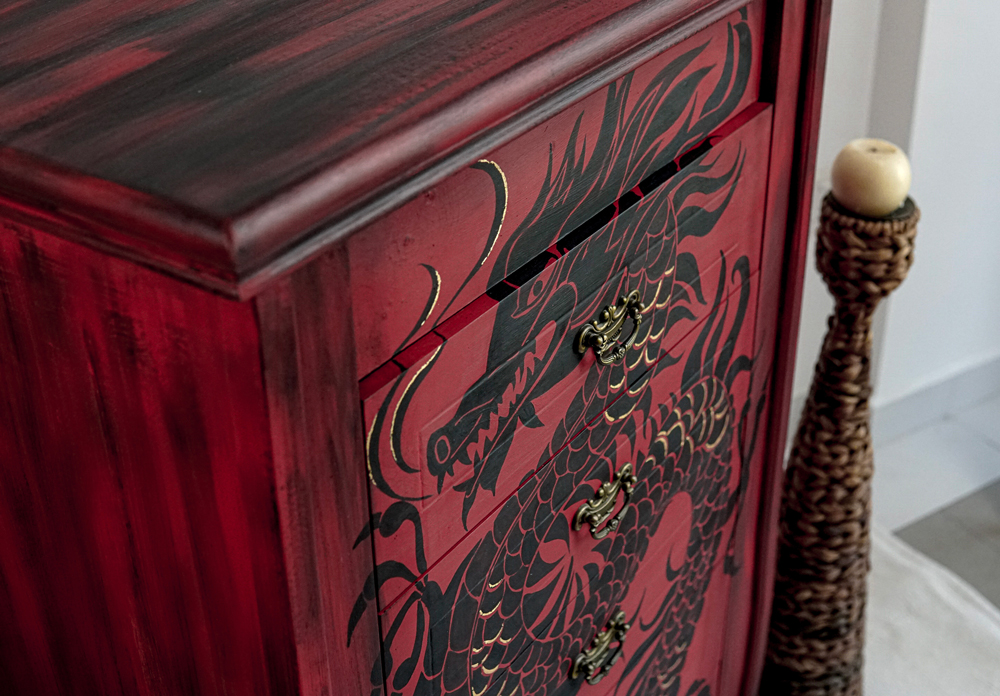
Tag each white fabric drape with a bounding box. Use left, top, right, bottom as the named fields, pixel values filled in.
left=865, top=526, right=1000, bottom=695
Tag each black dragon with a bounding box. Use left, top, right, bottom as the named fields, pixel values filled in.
left=352, top=9, right=765, bottom=696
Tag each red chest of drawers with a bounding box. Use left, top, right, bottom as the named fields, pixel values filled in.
left=0, top=2, right=830, bottom=695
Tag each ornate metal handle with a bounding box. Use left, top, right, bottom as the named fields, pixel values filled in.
left=574, top=463, right=637, bottom=540
left=570, top=610, right=631, bottom=685
left=575, top=290, right=645, bottom=365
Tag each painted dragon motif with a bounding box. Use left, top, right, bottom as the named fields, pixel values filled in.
left=356, top=258, right=761, bottom=696
left=352, top=9, right=764, bottom=696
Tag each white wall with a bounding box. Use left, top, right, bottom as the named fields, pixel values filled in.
left=874, top=0, right=1000, bottom=407
left=789, top=0, right=1000, bottom=527
left=793, top=0, right=1000, bottom=410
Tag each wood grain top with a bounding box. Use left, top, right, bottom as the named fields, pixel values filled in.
left=0, top=0, right=744, bottom=295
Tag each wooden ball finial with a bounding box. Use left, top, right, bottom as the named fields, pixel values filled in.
left=831, top=138, right=912, bottom=218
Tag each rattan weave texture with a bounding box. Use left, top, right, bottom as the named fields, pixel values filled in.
left=761, top=194, right=919, bottom=696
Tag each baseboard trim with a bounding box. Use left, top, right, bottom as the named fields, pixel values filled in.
left=785, top=355, right=1000, bottom=455
left=871, top=356, right=1000, bottom=447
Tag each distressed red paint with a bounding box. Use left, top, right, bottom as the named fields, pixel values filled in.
left=0, top=1, right=830, bottom=695
left=360, top=108, right=774, bottom=603
left=0, top=223, right=299, bottom=695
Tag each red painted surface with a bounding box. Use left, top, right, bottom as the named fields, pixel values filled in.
left=255, top=248, right=384, bottom=696
left=360, top=107, right=773, bottom=605
left=0, top=0, right=756, bottom=292
left=348, top=2, right=765, bottom=377
left=738, top=2, right=833, bottom=693
left=0, top=220, right=298, bottom=694
left=377, top=278, right=761, bottom=696
left=0, top=1, right=830, bottom=695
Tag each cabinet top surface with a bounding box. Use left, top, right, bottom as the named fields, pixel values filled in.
left=0, top=0, right=729, bottom=291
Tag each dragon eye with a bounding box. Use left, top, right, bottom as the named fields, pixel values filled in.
left=434, top=435, right=451, bottom=463
left=529, top=277, right=545, bottom=301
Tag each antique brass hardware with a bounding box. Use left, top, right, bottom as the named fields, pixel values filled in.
left=570, top=610, right=631, bottom=685
left=575, top=290, right=645, bottom=365
left=574, top=463, right=637, bottom=540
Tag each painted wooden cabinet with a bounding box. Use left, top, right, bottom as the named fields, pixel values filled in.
left=0, top=1, right=830, bottom=694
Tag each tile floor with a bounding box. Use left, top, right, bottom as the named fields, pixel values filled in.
left=891, top=394, right=1000, bottom=609
left=898, top=478, right=1000, bottom=609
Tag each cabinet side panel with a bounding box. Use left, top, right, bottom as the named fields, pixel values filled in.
left=732, top=1, right=833, bottom=694
left=0, top=219, right=299, bottom=694
left=255, top=246, right=383, bottom=696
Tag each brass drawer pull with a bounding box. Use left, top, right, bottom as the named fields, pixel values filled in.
left=570, top=610, right=631, bottom=685
left=575, top=290, right=645, bottom=365
left=574, top=463, right=637, bottom=539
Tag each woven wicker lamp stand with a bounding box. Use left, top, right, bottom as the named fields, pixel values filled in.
left=761, top=191, right=920, bottom=696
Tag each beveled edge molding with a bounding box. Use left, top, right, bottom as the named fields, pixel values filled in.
left=0, top=0, right=750, bottom=300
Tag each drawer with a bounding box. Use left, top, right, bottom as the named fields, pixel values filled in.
left=372, top=285, right=761, bottom=696
left=348, top=0, right=766, bottom=378
left=361, top=106, right=772, bottom=592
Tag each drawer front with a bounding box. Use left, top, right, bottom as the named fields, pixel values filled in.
left=361, top=106, right=772, bottom=601
left=348, top=0, right=766, bottom=378
left=369, top=277, right=762, bottom=696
